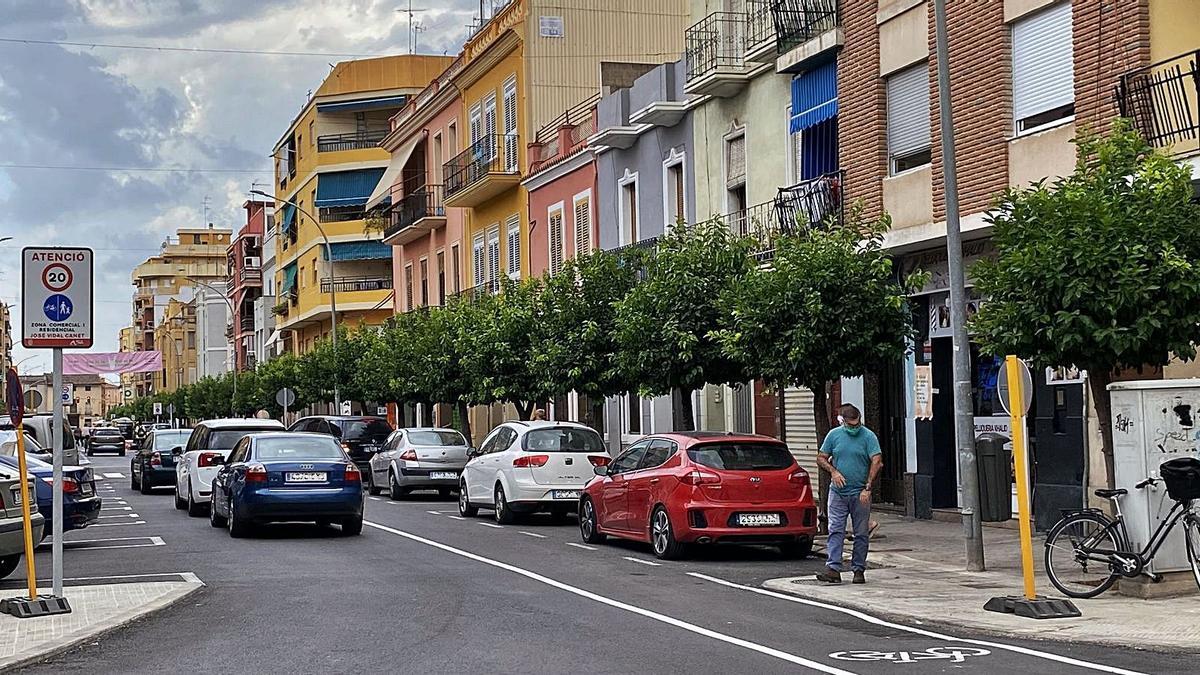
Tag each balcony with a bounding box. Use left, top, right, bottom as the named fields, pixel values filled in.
left=685, top=12, right=754, bottom=98
left=1116, top=50, right=1199, bottom=158
left=382, top=185, right=447, bottom=246
left=317, top=130, right=389, bottom=153
left=745, top=0, right=778, bottom=63
left=240, top=316, right=255, bottom=333
left=451, top=279, right=501, bottom=302
left=771, top=0, right=842, bottom=74
left=239, top=266, right=262, bottom=284
left=725, top=171, right=844, bottom=260
left=443, top=134, right=521, bottom=207
left=320, top=275, right=393, bottom=294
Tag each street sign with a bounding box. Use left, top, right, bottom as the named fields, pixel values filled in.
left=5, top=369, right=22, bottom=426
left=123, top=389, right=133, bottom=399
left=376, top=406, right=387, bottom=416
left=997, top=358, right=1033, bottom=416
left=167, top=403, right=176, bottom=416
left=153, top=402, right=163, bottom=416
left=61, top=384, right=74, bottom=405
left=275, top=388, right=296, bottom=408
left=22, top=247, right=94, bottom=348
left=23, top=390, right=42, bottom=411
left=340, top=400, right=352, bottom=416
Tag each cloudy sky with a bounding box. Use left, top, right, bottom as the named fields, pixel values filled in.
left=1, top=0, right=478, bottom=374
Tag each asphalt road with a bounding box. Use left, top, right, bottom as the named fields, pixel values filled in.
left=7, top=453, right=1194, bottom=674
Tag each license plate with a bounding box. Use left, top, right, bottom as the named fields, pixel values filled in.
left=737, top=513, right=782, bottom=527
left=430, top=471, right=457, bottom=480
left=286, top=472, right=327, bottom=483
left=80, top=483, right=94, bottom=497
left=10, top=489, right=22, bottom=506
left=552, top=490, right=581, bottom=500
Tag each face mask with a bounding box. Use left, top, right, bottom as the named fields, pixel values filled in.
left=843, top=422, right=862, bottom=437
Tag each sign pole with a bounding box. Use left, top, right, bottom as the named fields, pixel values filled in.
left=51, top=347, right=64, bottom=597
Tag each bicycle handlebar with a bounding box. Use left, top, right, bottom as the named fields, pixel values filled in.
left=1135, top=477, right=1159, bottom=489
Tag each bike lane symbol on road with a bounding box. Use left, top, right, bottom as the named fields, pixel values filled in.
left=43, top=294, right=74, bottom=322
left=829, top=646, right=990, bottom=664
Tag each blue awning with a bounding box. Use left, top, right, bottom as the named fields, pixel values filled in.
left=316, top=96, right=408, bottom=114
left=280, top=263, right=298, bottom=296
left=790, top=61, right=838, bottom=134
left=280, top=203, right=296, bottom=235
left=315, top=168, right=387, bottom=208
left=321, top=240, right=393, bottom=262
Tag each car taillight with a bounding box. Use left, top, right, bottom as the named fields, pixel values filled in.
left=587, top=455, right=610, bottom=467
left=63, top=477, right=80, bottom=494
left=197, top=452, right=224, bottom=468
left=245, top=463, right=268, bottom=483
left=399, top=449, right=418, bottom=461
left=680, top=470, right=721, bottom=486
left=150, top=451, right=162, bottom=467
left=344, top=463, right=361, bottom=481
left=513, top=454, right=550, bottom=468
left=788, top=469, right=809, bottom=484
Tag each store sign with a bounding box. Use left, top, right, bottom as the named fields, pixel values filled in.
left=901, top=240, right=995, bottom=295
left=539, top=16, right=564, bottom=37
left=913, top=365, right=933, bottom=420
left=927, top=292, right=984, bottom=339
left=22, top=247, right=94, bottom=348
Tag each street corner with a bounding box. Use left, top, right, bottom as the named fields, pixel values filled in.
left=0, top=578, right=204, bottom=671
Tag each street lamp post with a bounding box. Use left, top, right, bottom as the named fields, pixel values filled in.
left=250, top=189, right=341, bottom=411
left=183, top=276, right=239, bottom=417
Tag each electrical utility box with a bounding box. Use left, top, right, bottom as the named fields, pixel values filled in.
left=1109, top=379, right=1200, bottom=573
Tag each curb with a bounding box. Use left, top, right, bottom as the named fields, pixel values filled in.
left=2, top=581, right=205, bottom=672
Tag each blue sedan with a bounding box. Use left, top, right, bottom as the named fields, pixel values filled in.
left=208, top=433, right=364, bottom=537
left=0, top=454, right=102, bottom=541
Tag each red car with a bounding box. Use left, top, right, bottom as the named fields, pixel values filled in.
left=579, top=432, right=817, bottom=560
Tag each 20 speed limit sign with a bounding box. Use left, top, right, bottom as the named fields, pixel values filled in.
left=22, top=247, right=94, bottom=348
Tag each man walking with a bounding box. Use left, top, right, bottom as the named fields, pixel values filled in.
left=815, top=404, right=883, bottom=584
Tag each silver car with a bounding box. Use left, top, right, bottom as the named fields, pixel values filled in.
left=368, top=428, right=470, bottom=500
left=0, top=463, right=44, bottom=579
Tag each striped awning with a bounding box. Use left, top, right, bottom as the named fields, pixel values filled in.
left=790, top=61, right=838, bottom=134
left=321, top=241, right=393, bottom=262
left=315, top=169, right=387, bottom=208
left=280, top=263, right=298, bottom=296
left=316, top=95, right=408, bottom=114
left=280, top=203, right=297, bottom=235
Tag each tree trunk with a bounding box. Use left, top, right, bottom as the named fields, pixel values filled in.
left=456, top=400, right=473, bottom=445
left=677, top=389, right=696, bottom=432
left=590, top=400, right=606, bottom=436
left=1088, top=369, right=1116, bottom=490
left=813, top=381, right=834, bottom=535
left=515, top=400, right=535, bottom=421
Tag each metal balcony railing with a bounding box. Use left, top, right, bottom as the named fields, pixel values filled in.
left=452, top=279, right=500, bottom=302
left=723, top=171, right=844, bottom=259
left=1116, top=50, right=1199, bottom=155
left=239, top=317, right=255, bottom=333
left=746, top=0, right=777, bottom=52
left=383, top=185, right=446, bottom=240
left=770, top=0, right=839, bottom=54
left=443, top=134, right=519, bottom=198
left=239, top=267, right=262, bottom=283
left=316, top=129, right=388, bottom=152
left=320, top=275, right=393, bottom=294
left=685, top=12, right=749, bottom=82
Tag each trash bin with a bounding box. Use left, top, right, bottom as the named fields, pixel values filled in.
left=976, top=432, right=1013, bottom=522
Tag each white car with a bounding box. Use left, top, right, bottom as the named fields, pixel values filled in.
left=174, top=418, right=284, bottom=516
left=459, top=420, right=610, bottom=524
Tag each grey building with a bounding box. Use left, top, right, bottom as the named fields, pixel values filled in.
left=194, top=281, right=230, bottom=379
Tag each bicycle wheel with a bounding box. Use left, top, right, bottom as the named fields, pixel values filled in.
left=1183, top=510, right=1200, bottom=592
left=1044, top=511, right=1120, bottom=598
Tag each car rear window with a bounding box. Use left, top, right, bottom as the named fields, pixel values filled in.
left=153, top=431, right=193, bottom=449
left=687, top=443, right=795, bottom=471
left=407, top=430, right=466, bottom=446
left=523, top=427, right=604, bottom=454
left=254, top=436, right=346, bottom=460
left=209, top=428, right=278, bottom=450
left=342, top=419, right=392, bottom=441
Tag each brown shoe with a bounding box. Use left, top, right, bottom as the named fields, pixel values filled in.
left=815, top=568, right=842, bottom=584
left=852, top=571, right=866, bottom=584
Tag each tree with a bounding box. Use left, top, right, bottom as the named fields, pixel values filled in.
left=971, top=120, right=1200, bottom=488
left=714, top=206, right=922, bottom=526
left=461, top=278, right=554, bottom=420
left=614, top=219, right=756, bottom=430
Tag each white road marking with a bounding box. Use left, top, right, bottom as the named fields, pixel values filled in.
left=101, top=506, right=133, bottom=511
left=623, top=556, right=661, bottom=567
left=686, top=573, right=1145, bottom=675
left=519, top=531, right=547, bottom=539
left=447, top=515, right=466, bottom=521
left=21, top=572, right=200, bottom=584
left=62, top=536, right=165, bottom=551
left=368, top=496, right=382, bottom=501
left=89, top=520, right=147, bottom=528
left=566, top=542, right=596, bottom=551
left=426, top=510, right=443, bottom=515
left=102, top=472, right=125, bottom=478
left=479, top=522, right=504, bottom=529
left=363, top=521, right=855, bottom=674
left=98, top=514, right=141, bottom=519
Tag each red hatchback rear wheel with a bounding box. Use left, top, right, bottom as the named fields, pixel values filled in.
left=650, top=506, right=686, bottom=560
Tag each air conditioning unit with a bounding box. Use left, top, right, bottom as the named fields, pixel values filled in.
left=244, top=256, right=261, bottom=268
left=246, top=236, right=260, bottom=248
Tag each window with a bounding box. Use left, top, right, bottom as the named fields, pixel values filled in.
left=664, top=153, right=686, bottom=228
left=886, top=63, right=931, bottom=174
left=523, top=427, right=604, bottom=453
left=487, top=226, right=501, bottom=290
left=404, top=264, right=414, bottom=311
left=312, top=263, right=317, bottom=287
left=1012, top=2, right=1074, bottom=133
left=433, top=133, right=443, bottom=177
left=408, top=430, right=467, bottom=446
left=503, top=76, right=518, bottom=172
left=483, top=94, right=498, bottom=159
left=625, top=392, right=642, bottom=435
left=688, top=442, right=794, bottom=470
left=436, top=250, right=446, bottom=305
left=472, top=235, right=485, bottom=288
left=505, top=215, right=520, bottom=279
left=193, top=234, right=202, bottom=244
left=469, top=105, right=482, bottom=145
left=619, top=171, right=638, bottom=246
left=297, top=134, right=303, bottom=159
left=419, top=257, right=429, bottom=306
left=451, top=244, right=461, bottom=294
left=309, top=120, right=314, bottom=146
left=639, top=439, right=676, bottom=470
left=725, top=133, right=746, bottom=188
left=548, top=206, right=565, bottom=275
left=610, top=442, right=649, bottom=474
left=573, top=194, right=592, bottom=257
left=448, top=121, right=458, bottom=153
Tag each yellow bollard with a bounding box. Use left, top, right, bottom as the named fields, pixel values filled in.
left=13, top=422, right=38, bottom=602
left=1005, top=355, right=1037, bottom=601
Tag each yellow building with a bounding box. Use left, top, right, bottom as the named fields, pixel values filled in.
left=444, top=0, right=688, bottom=294
left=0, top=301, right=11, bottom=378
left=153, top=298, right=197, bottom=394
left=271, top=54, right=453, bottom=354
left=130, top=226, right=231, bottom=396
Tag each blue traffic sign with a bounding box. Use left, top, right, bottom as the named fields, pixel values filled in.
left=43, top=294, right=73, bottom=322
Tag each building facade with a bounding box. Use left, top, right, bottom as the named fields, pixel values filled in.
left=153, top=298, right=196, bottom=394
left=228, top=200, right=270, bottom=370
left=194, top=281, right=230, bottom=380
left=0, top=302, right=11, bottom=378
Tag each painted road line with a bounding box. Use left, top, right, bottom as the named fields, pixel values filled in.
left=98, top=514, right=141, bottom=519
left=519, top=531, right=547, bottom=539
left=102, top=472, right=125, bottom=478
left=566, top=542, right=597, bottom=551
left=623, top=556, right=661, bottom=567
left=89, top=520, right=147, bottom=528
left=364, top=521, right=855, bottom=674
left=21, top=572, right=200, bottom=584
left=479, top=522, right=504, bottom=529
left=62, top=536, right=166, bottom=552
left=685, top=573, right=1145, bottom=675
left=446, top=515, right=466, bottom=521
left=368, top=496, right=382, bottom=501
left=426, top=510, right=443, bottom=516
left=101, top=506, right=133, bottom=511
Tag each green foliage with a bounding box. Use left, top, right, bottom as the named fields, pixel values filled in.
left=460, top=278, right=553, bottom=417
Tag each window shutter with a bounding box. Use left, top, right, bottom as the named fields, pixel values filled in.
left=549, top=209, right=564, bottom=276
left=725, top=135, right=746, bottom=187
left=486, top=227, right=501, bottom=290
left=503, top=78, right=518, bottom=172
left=886, top=63, right=931, bottom=161
left=470, top=106, right=482, bottom=144
left=505, top=215, right=520, bottom=278
left=1012, top=2, right=1074, bottom=124
left=574, top=198, right=591, bottom=256
left=404, top=265, right=414, bottom=311
left=473, top=234, right=485, bottom=287
left=484, top=95, right=498, bottom=160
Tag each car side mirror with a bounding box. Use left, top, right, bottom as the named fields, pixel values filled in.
left=467, top=447, right=480, bottom=458
left=171, top=446, right=184, bottom=457
left=594, top=465, right=609, bottom=476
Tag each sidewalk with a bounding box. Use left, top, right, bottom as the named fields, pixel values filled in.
left=0, top=579, right=204, bottom=670
left=765, top=513, right=1200, bottom=652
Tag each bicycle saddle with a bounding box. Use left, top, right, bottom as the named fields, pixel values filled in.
left=1094, top=488, right=1127, bottom=499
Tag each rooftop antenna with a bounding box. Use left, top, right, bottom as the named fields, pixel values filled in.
left=396, top=1, right=428, bottom=54
left=202, top=195, right=211, bottom=229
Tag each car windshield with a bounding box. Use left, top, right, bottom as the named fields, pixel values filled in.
left=687, top=443, right=795, bottom=471
left=153, top=431, right=193, bottom=450
left=343, top=419, right=392, bottom=442
left=523, top=427, right=604, bottom=453
left=407, top=430, right=467, bottom=446
left=0, top=454, right=51, bottom=470
left=209, top=429, right=277, bottom=450
left=0, top=435, right=46, bottom=456
left=254, top=436, right=345, bottom=460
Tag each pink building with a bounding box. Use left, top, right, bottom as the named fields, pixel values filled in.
left=227, top=199, right=271, bottom=370
left=376, top=58, right=467, bottom=312
left=524, top=98, right=598, bottom=279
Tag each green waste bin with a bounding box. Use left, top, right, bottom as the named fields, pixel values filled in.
left=976, top=432, right=1013, bottom=522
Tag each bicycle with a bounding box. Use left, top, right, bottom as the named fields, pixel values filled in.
left=1044, top=457, right=1200, bottom=598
